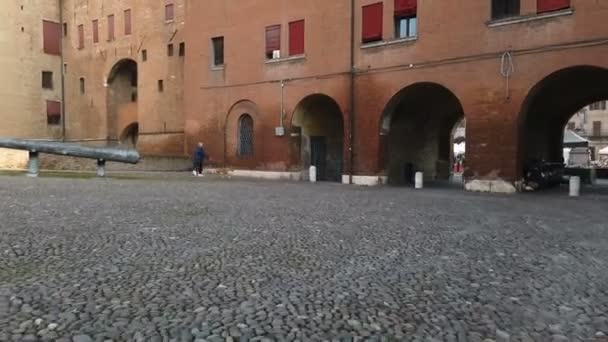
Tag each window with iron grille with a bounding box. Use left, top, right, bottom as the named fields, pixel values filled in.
left=238, top=114, right=254, bottom=157
left=491, top=0, right=520, bottom=20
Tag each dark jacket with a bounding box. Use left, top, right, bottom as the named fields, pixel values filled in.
left=193, top=146, right=206, bottom=162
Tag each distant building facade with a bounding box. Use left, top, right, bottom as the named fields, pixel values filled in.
left=184, top=0, right=608, bottom=192
left=568, top=101, right=608, bottom=161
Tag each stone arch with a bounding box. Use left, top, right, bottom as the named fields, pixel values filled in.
left=518, top=65, right=608, bottom=178
left=119, top=122, right=139, bottom=147
left=224, top=100, right=262, bottom=167
left=106, top=59, right=138, bottom=145
left=379, top=82, right=465, bottom=185
left=291, top=94, right=345, bottom=182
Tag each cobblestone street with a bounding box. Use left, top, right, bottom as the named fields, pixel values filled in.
left=0, top=175, right=607, bottom=342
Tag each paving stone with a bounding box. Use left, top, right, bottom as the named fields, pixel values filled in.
left=0, top=176, right=606, bottom=341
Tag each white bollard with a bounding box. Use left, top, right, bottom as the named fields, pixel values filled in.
left=415, top=172, right=424, bottom=189
left=309, top=166, right=317, bottom=183
left=569, top=176, right=580, bottom=197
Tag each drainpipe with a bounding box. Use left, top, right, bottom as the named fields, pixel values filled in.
left=280, top=80, right=285, bottom=128
left=59, top=0, right=66, bottom=141
left=348, top=0, right=356, bottom=184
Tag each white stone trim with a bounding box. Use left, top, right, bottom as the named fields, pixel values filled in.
left=464, top=180, right=517, bottom=194
left=226, top=169, right=302, bottom=181
left=342, top=175, right=388, bottom=186
left=487, top=8, right=574, bottom=28
left=361, top=37, right=418, bottom=50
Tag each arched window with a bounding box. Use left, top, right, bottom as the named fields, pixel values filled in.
left=238, top=114, right=254, bottom=157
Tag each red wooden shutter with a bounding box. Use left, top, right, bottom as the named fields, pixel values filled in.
left=108, top=15, right=115, bottom=40
left=362, top=3, right=383, bottom=43
left=77, top=24, right=84, bottom=49
left=124, top=9, right=132, bottom=35
left=92, top=20, right=99, bottom=43
left=289, top=20, right=305, bottom=56
left=537, top=0, right=570, bottom=13
left=265, top=25, right=281, bottom=55
left=46, top=100, right=61, bottom=125
left=165, top=4, right=175, bottom=21
left=42, top=20, right=61, bottom=55
left=395, top=0, right=417, bottom=17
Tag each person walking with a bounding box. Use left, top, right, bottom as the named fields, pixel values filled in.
left=192, top=142, right=207, bottom=177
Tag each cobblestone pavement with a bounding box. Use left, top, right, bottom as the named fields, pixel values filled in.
left=1, top=175, right=607, bottom=342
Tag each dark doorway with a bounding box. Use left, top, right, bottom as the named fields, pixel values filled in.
left=310, top=136, right=327, bottom=180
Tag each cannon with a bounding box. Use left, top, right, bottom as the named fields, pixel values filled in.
left=0, top=138, right=140, bottom=177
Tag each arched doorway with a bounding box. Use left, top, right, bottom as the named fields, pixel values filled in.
left=120, top=122, right=139, bottom=147
left=380, top=83, right=465, bottom=185
left=519, top=65, right=608, bottom=189
left=107, top=59, right=138, bottom=145
left=291, top=94, right=344, bottom=182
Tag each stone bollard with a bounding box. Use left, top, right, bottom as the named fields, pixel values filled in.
left=309, top=166, right=317, bottom=183
left=27, top=150, right=39, bottom=177
left=415, top=172, right=424, bottom=189
left=569, top=176, right=580, bottom=197
left=96, top=159, right=106, bottom=177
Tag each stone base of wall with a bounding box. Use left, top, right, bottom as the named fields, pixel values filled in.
left=0, top=149, right=28, bottom=170
left=0, top=148, right=191, bottom=172
left=464, top=179, right=518, bottom=194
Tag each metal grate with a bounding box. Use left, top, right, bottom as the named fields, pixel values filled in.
left=238, top=114, right=254, bottom=157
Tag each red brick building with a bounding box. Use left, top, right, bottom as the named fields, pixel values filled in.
left=184, top=0, right=608, bottom=192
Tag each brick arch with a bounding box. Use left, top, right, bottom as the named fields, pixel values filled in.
left=518, top=65, right=608, bottom=177
left=224, top=100, right=263, bottom=168
left=290, top=93, right=345, bottom=182
left=106, top=59, right=138, bottom=144
left=378, top=82, right=465, bottom=184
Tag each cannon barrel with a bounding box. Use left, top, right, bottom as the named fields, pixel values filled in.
left=0, top=138, right=140, bottom=164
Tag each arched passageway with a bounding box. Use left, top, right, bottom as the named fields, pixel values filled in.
left=107, top=59, right=138, bottom=144
left=291, top=94, right=344, bottom=182
left=120, top=122, right=139, bottom=147
left=519, top=66, right=608, bottom=188
left=380, top=83, right=465, bottom=185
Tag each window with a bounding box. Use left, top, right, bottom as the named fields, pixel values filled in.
left=92, top=20, right=99, bottom=43
left=179, top=42, right=185, bottom=56
left=158, top=80, right=164, bottom=92
left=42, top=20, right=61, bottom=55
left=567, top=122, right=575, bottom=130
left=77, top=24, right=84, bottom=49
left=167, top=44, right=174, bottom=56
left=491, top=0, right=520, bottom=20
left=394, top=0, right=417, bottom=39
left=42, top=71, right=53, bottom=89
left=288, top=20, right=305, bottom=56
left=124, top=9, right=132, bottom=35
left=63, top=23, right=68, bottom=37
left=238, top=114, right=254, bottom=157
left=537, top=0, right=570, bottom=14
left=107, top=15, right=115, bottom=41
left=265, top=25, right=281, bottom=59
left=79, top=77, right=85, bottom=94
left=362, top=3, right=383, bottom=43
left=212, top=36, right=224, bottom=66
left=46, top=100, right=61, bottom=125
left=142, top=49, right=147, bottom=61
left=593, top=121, right=602, bottom=137
left=165, top=4, right=174, bottom=21
left=589, top=101, right=606, bottom=111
